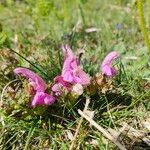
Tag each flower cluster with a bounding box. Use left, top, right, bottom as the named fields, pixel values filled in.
left=14, top=45, right=119, bottom=108
left=14, top=67, right=56, bottom=107
left=52, top=45, right=90, bottom=96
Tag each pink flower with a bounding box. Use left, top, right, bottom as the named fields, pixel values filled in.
left=14, top=67, right=55, bottom=107
left=101, top=51, right=119, bottom=77
left=52, top=45, right=90, bottom=96
left=14, top=67, right=46, bottom=92
left=61, top=45, right=90, bottom=85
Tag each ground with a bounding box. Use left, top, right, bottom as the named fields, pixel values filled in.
left=0, top=0, right=150, bottom=150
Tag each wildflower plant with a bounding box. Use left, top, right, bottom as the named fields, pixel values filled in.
left=52, top=45, right=90, bottom=106
left=14, top=68, right=55, bottom=107
left=1, top=1, right=150, bottom=149
left=11, top=44, right=119, bottom=116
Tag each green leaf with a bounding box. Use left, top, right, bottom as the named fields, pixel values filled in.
left=0, top=31, right=7, bottom=46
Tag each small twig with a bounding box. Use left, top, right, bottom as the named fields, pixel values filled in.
left=78, top=109, right=127, bottom=150
left=0, top=79, right=19, bottom=126
left=51, top=114, right=70, bottom=123
left=0, top=79, right=19, bottom=107
left=69, top=98, right=90, bottom=150
left=122, top=122, right=150, bottom=146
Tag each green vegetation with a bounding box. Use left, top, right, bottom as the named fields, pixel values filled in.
left=0, top=0, right=150, bottom=149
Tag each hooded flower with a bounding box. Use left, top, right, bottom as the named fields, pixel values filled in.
left=52, top=45, right=90, bottom=96
left=101, top=51, right=119, bottom=77
left=14, top=67, right=55, bottom=107
left=61, top=44, right=90, bottom=85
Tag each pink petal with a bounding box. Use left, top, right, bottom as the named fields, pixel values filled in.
left=52, top=83, right=61, bottom=92
left=51, top=83, right=63, bottom=96
left=62, top=67, right=90, bottom=85
left=63, top=71, right=74, bottom=83
left=44, top=94, right=56, bottom=105
left=60, top=44, right=90, bottom=85
left=101, top=51, right=119, bottom=77
left=61, top=55, right=77, bottom=83
left=102, top=51, right=119, bottom=67
left=73, top=67, right=90, bottom=85
left=101, top=65, right=117, bottom=77
left=61, top=44, right=75, bottom=58
left=52, top=76, right=71, bottom=95
left=31, top=92, right=55, bottom=107
left=61, top=45, right=79, bottom=76
left=54, top=76, right=71, bottom=87
left=61, top=56, right=78, bottom=77
left=14, top=67, right=46, bottom=92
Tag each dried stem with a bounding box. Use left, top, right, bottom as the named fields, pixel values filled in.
left=69, top=98, right=90, bottom=150
left=78, top=109, right=127, bottom=150
left=0, top=79, right=19, bottom=126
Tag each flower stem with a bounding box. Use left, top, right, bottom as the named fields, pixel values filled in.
left=137, top=0, right=150, bottom=54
